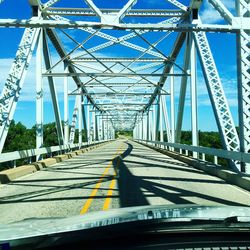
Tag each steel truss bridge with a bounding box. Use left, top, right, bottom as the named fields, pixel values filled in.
left=0, top=0, right=250, bottom=223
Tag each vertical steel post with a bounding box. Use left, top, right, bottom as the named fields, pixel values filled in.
left=162, top=95, right=171, bottom=143
left=236, top=0, right=250, bottom=173
left=36, top=29, right=43, bottom=161
left=78, top=90, right=82, bottom=147
left=190, top=34, right=198, bottom=158
left=95, top=110, right=98, bottom=141
left=138, top=123, right=140, bottom=140
left=69, top=97, right=78, bottom=144
left=175, top=34, right=191, bottom=143
left=0, top=27, right=40, bottom=153
left=152, top=104, right=156, bottom=141
left=107, top=121, right=110, bottom=140
left=170, top=66, right=175, bottom=143
left=64, top=63, right=69, bottom=146
left=102, top=114, right=105, bottom=140
left=43, top=30, right=64, bottom=145
left=82, top=97, right=88, bottom=142
left=87, top=101, right=90, bottom=143
left=141, top=113, right=144, bottom=140
left=155, top=98, right=160, bottom=142
left=146, top=112, right=150, bottom=141
left=160, top=96, right=164, bottom=144
left=92, top=108, right=96, bottom=141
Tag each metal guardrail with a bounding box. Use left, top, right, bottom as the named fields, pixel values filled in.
left=136, top=139, right=250, bottom=165
left=0, top=140, right=110, bottom=165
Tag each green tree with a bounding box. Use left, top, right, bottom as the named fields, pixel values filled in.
left=3, top=121, right=35, bottom=153
left=43, top=122, right=59, bottom=147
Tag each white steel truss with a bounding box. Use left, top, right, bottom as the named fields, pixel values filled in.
left=0, top=0, right=249, bottom=173
left=0, top=26, right=40, bottom=153
left=194, top=30, right=240, bottom=155
left=236, top=0, right=250, bottom=172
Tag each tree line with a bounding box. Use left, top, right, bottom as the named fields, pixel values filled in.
left=1, top=120, right=226, bottom=170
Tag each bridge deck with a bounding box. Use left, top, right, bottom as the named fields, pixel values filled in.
left=0, top=140, right=250, bottom=224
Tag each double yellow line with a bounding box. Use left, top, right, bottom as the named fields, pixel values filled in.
left=80, top=145, right=123, bottom=215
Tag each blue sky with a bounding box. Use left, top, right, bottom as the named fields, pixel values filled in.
left=0, top=0, right=238, bottom=132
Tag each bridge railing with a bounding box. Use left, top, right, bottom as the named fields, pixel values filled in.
left=136, top=139, right=250, bottom=167
left=0, top=140, right=109, bottom=168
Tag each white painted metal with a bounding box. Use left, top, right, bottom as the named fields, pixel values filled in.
left=43, top=0, right=60, bottom=10
left=78, top=90, right=82, bottom=147
left=87, top=102, right=90, bottom=143
left=236, top=0, right=250, bottom=173
left=2, top=19, right=246, bottom=32
left=84, top=0, right=103, bottom=18
left=155, top=99, right=160, bottom=141
left=159, top=96, right=164, bottom=146
left=117, top=0, right=138, bottom=21
left=43, top=31, right=64, bottom=145
left=146, top=112, right=149, bottom=141
left=208, top=0, right=234, bottom=24
left=152, top=104, right=156, bottom=141
left=194, top=28, right=240, bottom=170
left=190, top=34, right=198, bottom=158
left=64, top=63, right=69, bottom=145
left=138, top=139, right=250, bottom=168
left=0, top=27, right=40, bottom=153
left=170, top=66, right=175, bottom=143
left=143, top=114, right=147, bottom=140
left=92, top=108, right=96, bottom=141
left=175, top=33, right=191, bottom=142
left=0, top=141, right=107, bottom=164
left=69, top=17, right=180, bottom=60
left=69, top=97, right=78, bottom=144
left=44, top=8, right=185, bottom=18
left=162, top=95, right=171, bottom=143
left=36, top=29, right=43, bottom=160
left=102, top=115, right=105, bottom=140
left=166, top=0, right=187, bottom=11
left=95, top=110, right=98, bottom=141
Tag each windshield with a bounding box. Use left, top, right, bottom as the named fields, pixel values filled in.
left=0, top=0, right=250, bottom=248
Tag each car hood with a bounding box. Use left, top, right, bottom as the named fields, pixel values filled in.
left=1, top=204, right=250, bottom=242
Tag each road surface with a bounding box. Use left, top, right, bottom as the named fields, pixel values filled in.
left=0, top=140, right=250, bottom=224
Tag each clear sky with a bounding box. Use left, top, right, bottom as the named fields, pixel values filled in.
left=0, top=0, right=238, bottom=132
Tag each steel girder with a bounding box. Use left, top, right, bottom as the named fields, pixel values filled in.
left=43, top=30, right=64, bottom=146
left=236, top=0, right=250, bottom=172
left=69, top=97, right=78, bottom=144
left=2, top=19, right=247, bottom=32
left=0, top=27, right=40, bottom=153
left=175, top=33, right=191, bottom=143
left=36, top=28, right=43, bottom=160
left=44, top=8, right=185, bottom=17
left=52, top=15, right=180, bottom=60
left=143, top=32, right=186, bottom=112
left=45, top=28, right=99, bottom=111
left=0, top=0, right=246, bottom=161
left=194, top=30, right=240, bottom=170
left=166, top=0, right=187, bottom=11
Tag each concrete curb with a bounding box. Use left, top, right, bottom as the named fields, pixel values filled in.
left=0, top=141, right=111, bottom=184
left=0, top=165, right=37, bottom=183
left=140, top=142, right=250, bottom=193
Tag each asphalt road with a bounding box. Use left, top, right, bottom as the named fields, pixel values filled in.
left=0, top=139, right=250, bottom=224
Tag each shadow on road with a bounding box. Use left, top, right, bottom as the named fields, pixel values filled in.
left=113, top=141, right=249, bottom=208
left=113, top=142, right=150, bottom=207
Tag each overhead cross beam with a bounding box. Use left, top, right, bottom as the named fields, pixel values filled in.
left=45, top=28, right=101, bottom=111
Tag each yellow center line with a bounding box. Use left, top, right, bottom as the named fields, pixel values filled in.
left=80, top=144, right=123, bottom=215
left=102, top=148, right=123, bottom=211
left=102, top=178, right=116, bottom=210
